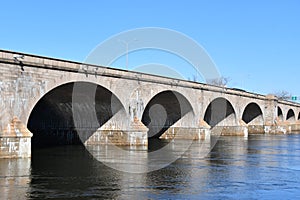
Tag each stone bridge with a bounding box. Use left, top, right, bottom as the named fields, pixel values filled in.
left=0, top=50, right=300, bottom=158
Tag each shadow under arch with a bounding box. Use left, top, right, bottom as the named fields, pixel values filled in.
left=141, top=90, right=193, bottom=139
left=242, top=103, right=263, bottom=125
left=277, top=106, right=284, bottom=121
left=286, top=109, right=295, bottom=121
left=204, top=97, right=236, bottom=127
left=298, top=112, right=300, bottom=120
left=27, top=81, right=124, bottom=148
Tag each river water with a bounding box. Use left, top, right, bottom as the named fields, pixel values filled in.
left=1, top=134, right=300, bottom=199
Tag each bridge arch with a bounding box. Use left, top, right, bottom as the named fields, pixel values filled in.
left=27, top=81, right=125, bottom=147
left=204, top=97, right=236, bottom=127
left=277, top=106, right=284, bottom=121
left=141, top=90, right=194, bottom=138
left=242, top=102, right=263, bottom=125
left=298, top=112, right=300, bottom=120
left=25, top=74, right=128, bottom=125
left=286, top=109, right=295, bottom=121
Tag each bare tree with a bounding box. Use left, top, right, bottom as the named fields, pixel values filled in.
left=187, top=75, right=200, bottom=82
left=273, top=90, right=292, bottom=100
left=192, top=75, right=198, bottom=82
left=207, top=76, right=230, bottom=87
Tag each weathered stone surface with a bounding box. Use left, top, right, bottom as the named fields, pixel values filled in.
left=85, top=117, right=148, bottom=146
left=1, top=117, right=32, bottom=137
left=159, top=127, right=210, bottom=140
left=291, top=123, right=300, bottom=133
left=248, top=125, right=265, bottom=134
left=210, top=126, right=246, bottom=137
left=199, top=119, right=211, bottom=129
left=0, top=117, right=32, bottom=158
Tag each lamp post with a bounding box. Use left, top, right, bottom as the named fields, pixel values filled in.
left=118, top=39, right=137, bottom=70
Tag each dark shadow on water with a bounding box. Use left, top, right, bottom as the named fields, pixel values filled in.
left=148, top=138, right=169, bottom=152
left=30, top=145, right=123, bottom=199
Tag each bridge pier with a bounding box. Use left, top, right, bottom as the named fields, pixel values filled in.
left=291, top=122, right=300, bottom=133
left=218, top=126, right=248, bottom=137
left=159, top=127, right=211, bottom=141
left=0, top=117, right=32, bottom=158
left=209, top=118, right=248, bottom=138
left=264, top=125, right=289, bottom=134
left=159, top=119, right=211, bottom=141
left=247, top=125, right=265, bottom=134
left=263, top=121, right=300, bottom=134
left=84, top=117, right=148, bottom=146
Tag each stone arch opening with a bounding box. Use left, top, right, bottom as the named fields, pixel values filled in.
left=277, top=106, right=284, bottom=121
left=28, top=82, right=124, bottom=148
left=204, top=97, right=236, bottom=127
left=298, top=112, right=300, bottom=120
left=286, top=109, right=295, bottom=121
left=242, top=103, right=263, bottom=124
left=141, top=90, right=193, bottom=138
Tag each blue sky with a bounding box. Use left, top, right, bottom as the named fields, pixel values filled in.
left=1, top=0, right=299, bottom=97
